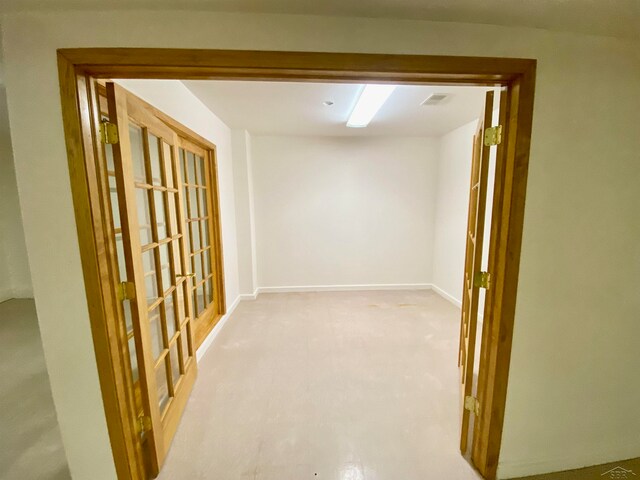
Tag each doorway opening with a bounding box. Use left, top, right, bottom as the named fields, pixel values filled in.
left=57, top=49, right=535, bottom=480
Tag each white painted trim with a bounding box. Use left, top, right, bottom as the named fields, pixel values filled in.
left=256, top=283, right=433, bottom=293
left=431, top=284, right=462, bottom=307
left=432, top=283, right=484, bottom=324
left=238, top=288, right=259, bottom=300
left=497, top=446, right=640, bottom=479
left=196, top=295, right=241, bottom=361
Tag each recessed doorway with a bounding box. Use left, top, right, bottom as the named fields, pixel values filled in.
left=57, top=49, right=535, bottom=480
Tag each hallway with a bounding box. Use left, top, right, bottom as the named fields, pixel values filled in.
left=0, top=299, right=70, bottom=480
left=158, top=290, right=481, bottom=480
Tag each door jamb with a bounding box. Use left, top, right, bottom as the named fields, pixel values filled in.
left=57, top=48, right=536, bottom=480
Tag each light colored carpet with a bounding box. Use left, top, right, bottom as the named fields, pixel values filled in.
left=0, top=299, right=70, bottom=480
left=158, top=290, right=482, bottom=480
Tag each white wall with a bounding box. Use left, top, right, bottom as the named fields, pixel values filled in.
left=252, top=135, right=437, bottom=289
left=0, top=85, right=32, bottom=301
left=231, top=129, right=258, bottom=295
left=1, top=11, right=639, bottom=480
left=116, top=80, right=241, bottom=310
left=431, top=119, right=477, bottom=305
left=432, top=108, right=497, bottom=313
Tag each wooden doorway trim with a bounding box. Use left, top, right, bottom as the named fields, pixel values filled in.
left=57, top=48, right=536, bottom=480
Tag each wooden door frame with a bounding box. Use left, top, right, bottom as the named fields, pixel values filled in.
left=57, top=48, right=536, bottom=480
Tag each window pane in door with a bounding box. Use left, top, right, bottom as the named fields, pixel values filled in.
left=183, top=221, right=191, bottom=253
left=197, top=188, right=205, bottom=219
left=189, top=187, right=199, bottom=218
left=163, top=142, right=174, bottom=188
left=172, top=241, right=182, bottom=277
left=200, top=187, right=208, bottom=218
left=192, top=289, right=199, bottom=318
left=158, top=243, right=171, bottom=293
left=109, top=175, right=121, bottom=230
left=149, top=307, right=163, bottom=360
left=129, top=124, right=145, bottom=182
left=154, top=190, right=167, bottom=240
left=129, top=337, right=139, bottom=383
left=186, top=151, right=196, bottom=185
left=128, top=335, right=139, bottom=382
left=202, top=219, right=210, bottom=249
left=156, top=363, right=170, bottom=413
left=148, top=133, right=162, bottom=186
left=191, top=221, right=200, bottom=252
left=168, top=193, right=178, bottom=236
left=170, top=343, right=181, bottom=387
left=203, top=249, right=211, bottom=277
left=206, top=278, right=214, bottom=304
left=194, top=252, right=203, bottom=285
left=142, top=250, right=158, bottom=305
left=165, top=292, right=177, bottom=339
left=181, top=327, right=190, bottom=359
left=115, top=234, right=127, bottom=282
left=136, top=188, right=152, bottom=245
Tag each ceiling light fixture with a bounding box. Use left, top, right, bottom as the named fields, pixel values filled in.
left=347, top=84, right=397, bottom=128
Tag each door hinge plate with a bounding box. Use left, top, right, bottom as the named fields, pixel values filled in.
left=465, top=395, right=480, bottom=416
left=100, top=120, right=119, bottom=144
left=474, top=271, right=491, bottom=290
left=484, top=125, right=502, bottom=146
left=136, top=413, right=151, bottom=434
left=116, top=281, right=136, bottom=301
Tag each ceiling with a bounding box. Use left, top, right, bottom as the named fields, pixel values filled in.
left=1, top=0, right=638, bottom=40
left=184, top=81, right=488, bottom=137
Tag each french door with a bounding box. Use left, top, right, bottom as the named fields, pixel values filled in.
left=106, top=82, right=197, bottom=476
left=177, top=136, right=225, bottom=347
left=459, top=90, right=496, bottom=454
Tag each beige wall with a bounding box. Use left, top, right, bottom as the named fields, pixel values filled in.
left=1, top=11, right=639, bottom=480
left=0, top=85, right=32, bottom=301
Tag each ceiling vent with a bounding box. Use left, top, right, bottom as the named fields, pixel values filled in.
left=421, top=93, right=449, bottom=106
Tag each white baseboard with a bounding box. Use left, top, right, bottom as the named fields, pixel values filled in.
left=497, top=447, right=640, bottom=479
left=257, top=283, right=433, bottom=294
left=238, top=289, right=259, bottom=300
left=431, top=283, right=483, bottom=324
left=431, top=284, right=462, bottom=307
left=196, top=295, right=241, bottom=361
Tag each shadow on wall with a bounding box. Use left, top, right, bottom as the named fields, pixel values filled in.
left=0, top=85, right=33, bottom=302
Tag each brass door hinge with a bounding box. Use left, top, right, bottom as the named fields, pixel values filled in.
left=136, top=413, right=152, bottom=434
left=484, top=125, right=502, bottom=146
left=465, top=395, right=480, bottom=416
left=100, top=120, right=119, bottom=144
left=474, top=271, right=491, bottom=290
left=116, top=281, right=136, bottom=301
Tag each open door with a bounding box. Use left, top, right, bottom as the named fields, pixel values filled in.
left=106, top=82, right=198, bottom=476
left=459, top=91, right=496, bottom=454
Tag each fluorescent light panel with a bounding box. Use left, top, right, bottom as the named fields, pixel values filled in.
left=347, top=84, right=397, bottom=128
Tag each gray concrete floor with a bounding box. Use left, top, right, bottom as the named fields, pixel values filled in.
left=0, top=299, right=70, bottom=480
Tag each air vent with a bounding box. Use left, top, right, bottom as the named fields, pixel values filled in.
left=421, top=93, right=449, bottom=106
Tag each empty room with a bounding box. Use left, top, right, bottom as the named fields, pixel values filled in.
left=103, top=77, right=497, bottom=479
